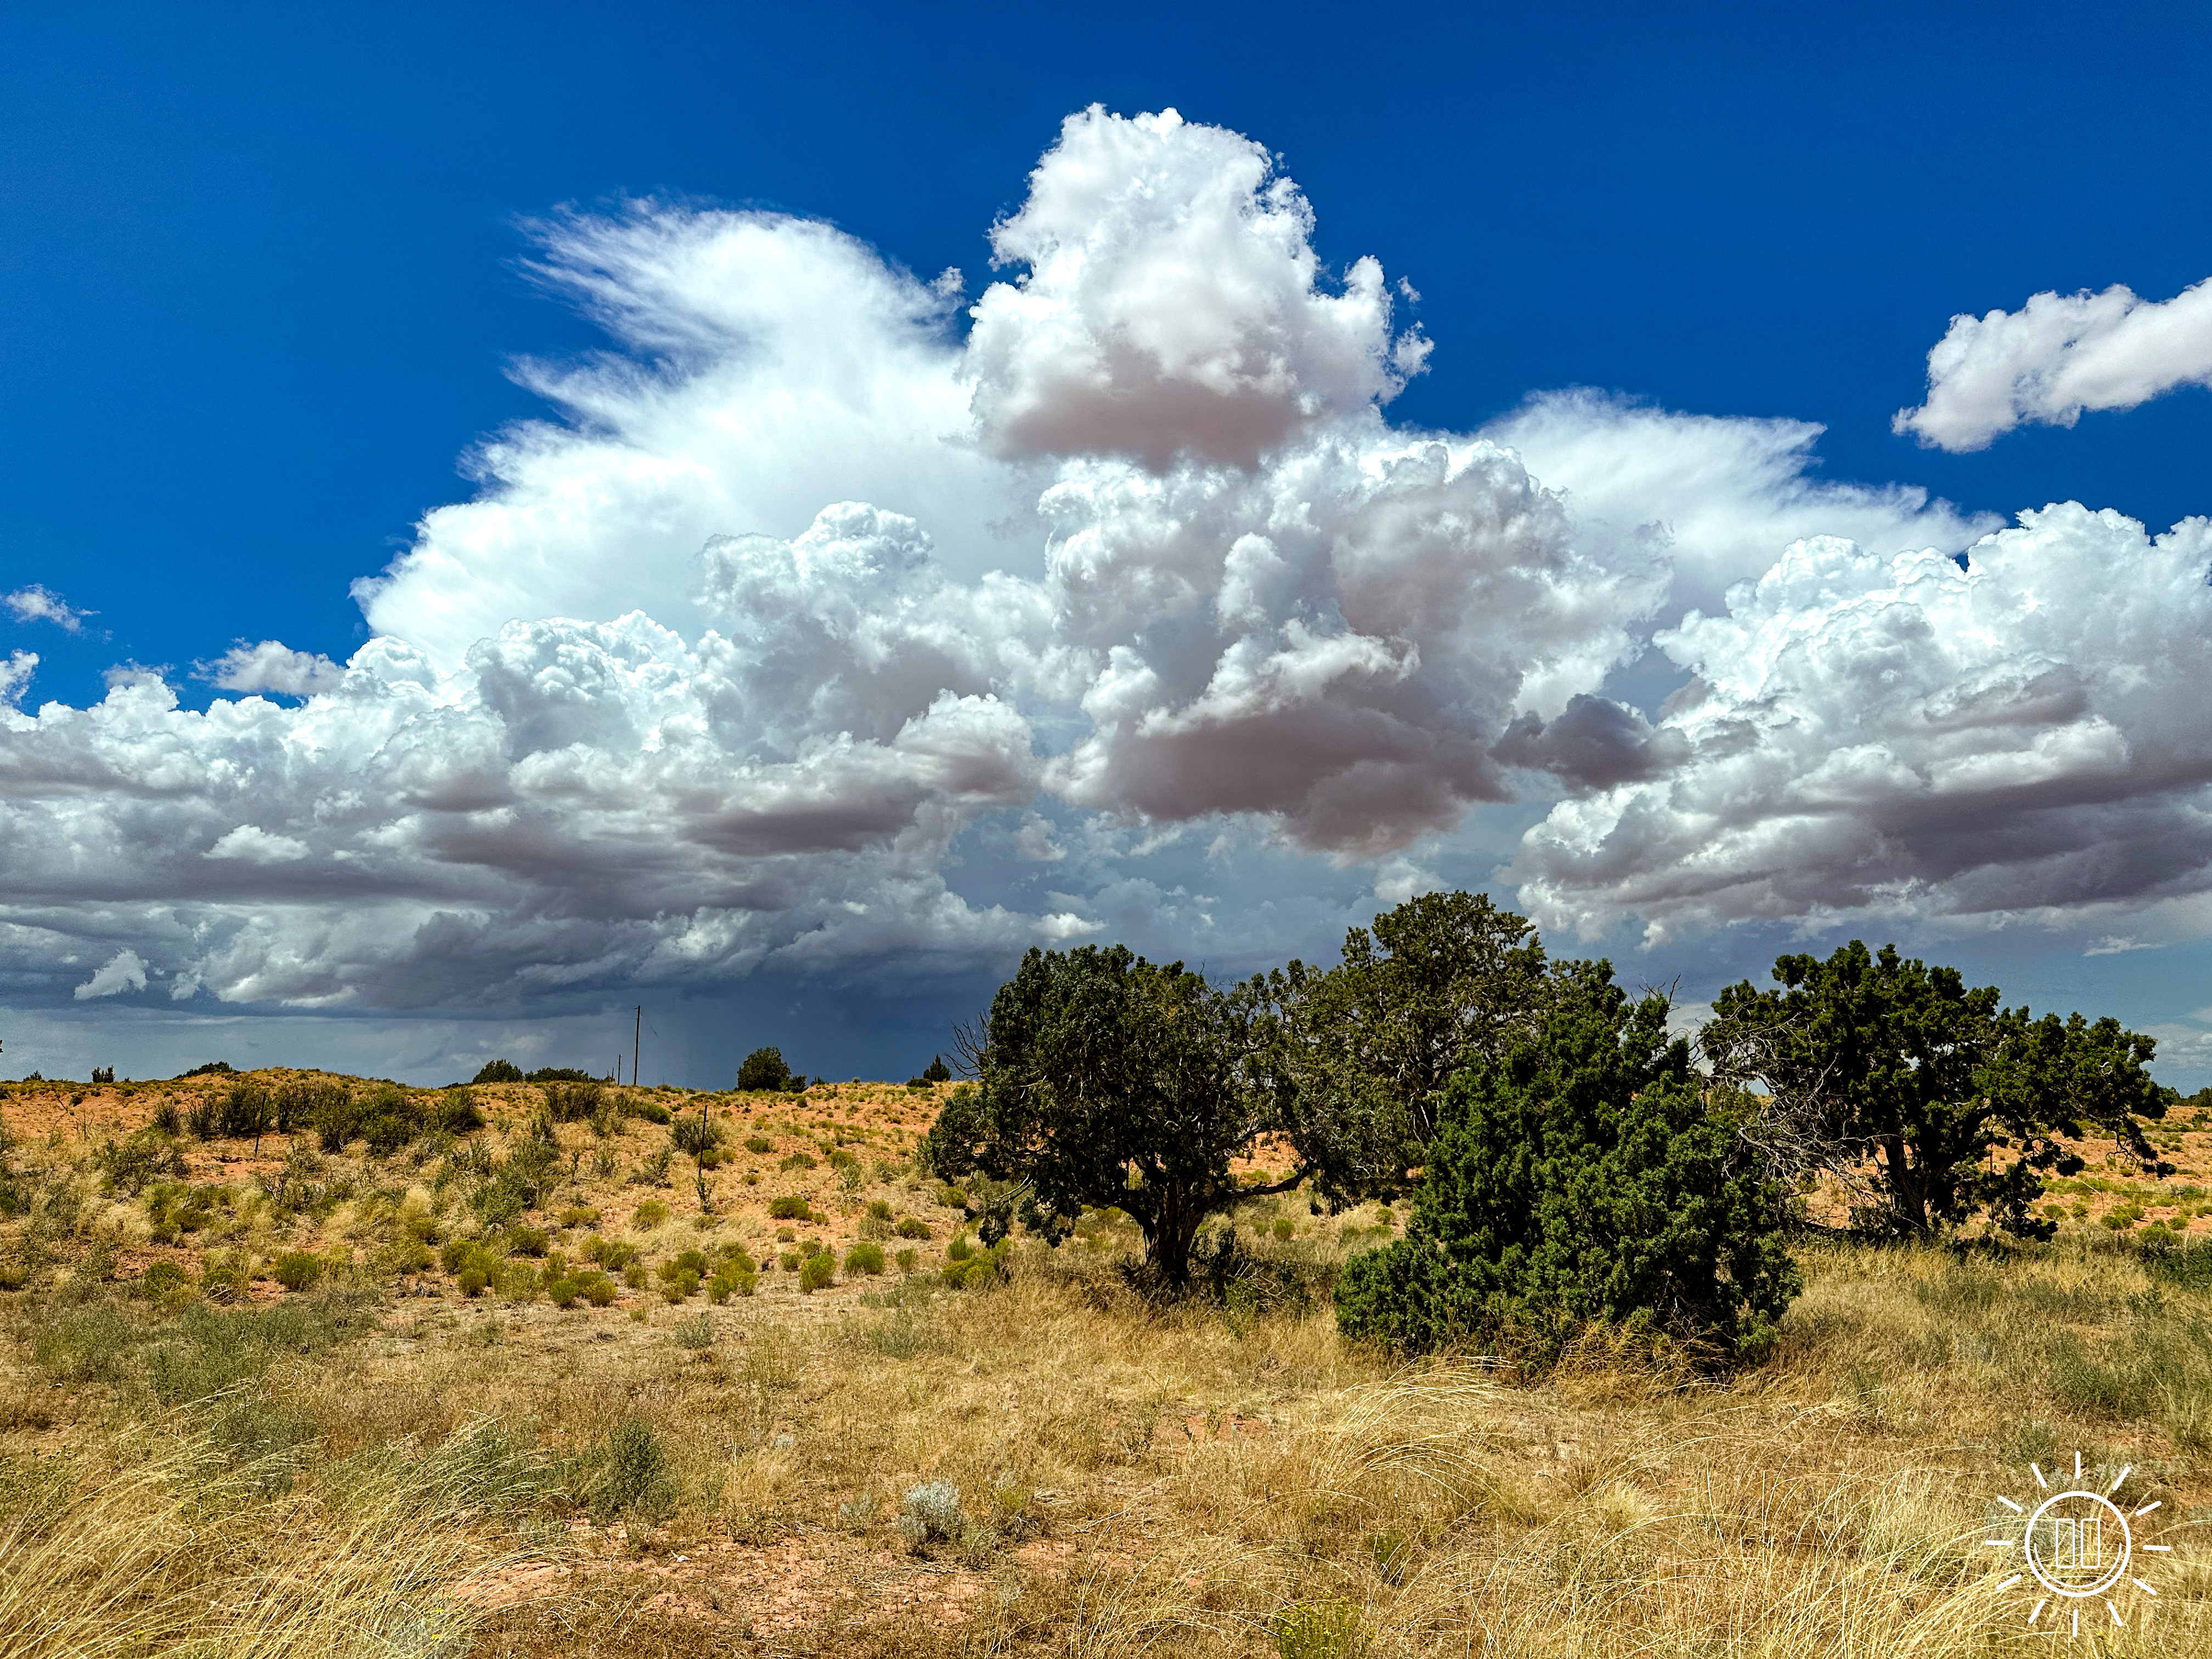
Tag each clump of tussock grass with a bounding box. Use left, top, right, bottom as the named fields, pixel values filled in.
left=0, top=1417, right=561, bottom=1659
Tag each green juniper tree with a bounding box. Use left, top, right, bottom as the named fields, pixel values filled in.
left=924, top=944, right=1303, bottom=1286
left=1702, top=941, right=2172, bottom=1240
left=1259, top=892, right=1553, bottom=1203
left=1335, top=961, right=1798, bottom=1361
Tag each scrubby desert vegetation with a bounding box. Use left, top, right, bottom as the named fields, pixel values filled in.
left=4, top=902, right=2212, bottom=1655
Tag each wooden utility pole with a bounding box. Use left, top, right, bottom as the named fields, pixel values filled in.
left=633, top=1005, right=642, bottom=1087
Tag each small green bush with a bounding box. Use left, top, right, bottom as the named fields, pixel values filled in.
left=546, top=1277, right=582, bottom=1309
left=270, top=1251, right=324, bottom=1292
left=631, top=1199, right=670, bottom=1229
left=631, top=1100, right=673, bottom=1126
left=769, top=1194, right=810, bottom=1220
left=895, top=1216, right=932, bottom=1239
left=586, top=1237, right=637, bottom=1271
left=557, top=1205, right=601, bottom=1229
left=505, top=1226, right=550, bottom=1257
left=708, top=1266, right=757, bottom=1301
left=779, top=1151, right=817, bottom=1172
left=140, top=1260, right=191, bottom=1299
left=845, top=1241, right=887, bottom=1276
left=866, top=1199, right=893, bottom=1220
left=935, top=1184, right=968, bottom=1209
left=1272, top=1217, right=1296, bottom=1242
left=577, top=1272, right=618, bottom=1306
left=800, top=1253, right=835, bottom=1293
left=458, top=1267, right=489, bottom=1298
left=473, top=1060, right=524, bottom=1084
left=673, top=1313, right=714, bottom=1349
left=946, top=1234, right=973, bottom=1262
left=577, top=1417, right=678, bottom=1525
left=744, top=1136, right=772, bottom=1154
left=895, top=1248, right=918, bottom=1274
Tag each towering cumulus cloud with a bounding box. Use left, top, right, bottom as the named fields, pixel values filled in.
left=2, top=104, right=2199, bottom=1031
left=1517, top=505, right=2212, bottom=941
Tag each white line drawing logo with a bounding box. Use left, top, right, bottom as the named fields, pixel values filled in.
left=1986, top=1451, right=2176, bottom=1636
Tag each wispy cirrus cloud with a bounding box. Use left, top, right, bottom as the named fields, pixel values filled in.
left=4, top=584, right=89, bottom=631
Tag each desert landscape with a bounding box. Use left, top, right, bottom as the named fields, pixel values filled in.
left=2, top=1065, right=2210, bottom=1657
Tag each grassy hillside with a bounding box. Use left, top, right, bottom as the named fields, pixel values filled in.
left=2, top=1069, right=2209, bottom=1656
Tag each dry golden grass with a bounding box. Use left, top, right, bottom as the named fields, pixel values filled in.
left=4, top=1073, right=2212, bottom=1655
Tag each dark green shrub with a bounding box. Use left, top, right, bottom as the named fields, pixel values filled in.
left=660, top=1269, right=701, bottom=1302
left=935, top=1184, right=968, bottom=1209
left=1334, top=964, right=1798, bottom=1364
left=557, top=1205, right=601, bottom=1229
left=546, top=1277, right=582, bottom=1308
left=769, top=1194, right=810, bottom=1220
left=946, top=1234, right=973, bottom=1262
left=895, top=1216, right=932, bottom=1239
left=505, top=1226, right=550, bottom=1257
left=473, top=1060, right=524, bottom=1084
left=577, top=1271, right=618, bottom=1306
left=270, top=1251, right=323, bottom=1292
left=800, top=1252, right=835, bottom=1293
left=458, top=1267, right=489, bottom=1297
left=779, top=1151, right=817, bottom=1172
left=921, top=1056, right=952, bottom=1084
left=744, top=1136, right=772, bottom=1155
left=630, top=1099, right=672, bottom=1126
left=187, top=1099, right=217, bottom=1141
left=528, top=1066, right=595, bottom=1083
left=866, top=1199, right=893, bottom=1220
left=737, top=1047, right=794, bottom=1092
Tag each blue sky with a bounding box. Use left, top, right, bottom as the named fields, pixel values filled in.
left=5, top=2, right=2212, bottom=1086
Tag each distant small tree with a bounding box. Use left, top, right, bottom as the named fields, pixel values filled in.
left=921, top=1055, right=951, bottom=1084
left=472, top=1059, right=523, bottom=1084
left=924, top=945, right=1304, bottom=1286
left=736, top=1047, right=794, bottom=1093
left=1703, top=941, right=2172, bottom=1240
left=1335, top=962, right=1799, bottom=1362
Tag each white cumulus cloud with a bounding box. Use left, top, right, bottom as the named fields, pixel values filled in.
left=1514, top=503, right=2212, bottom=940
left=1894, top=274, right=2212, bottom=451
left=74, top=947, right=149, bottom=1000
left=7, top=104, right=2211, bottom=1031
left=208, top=641, right=348, bottom=697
